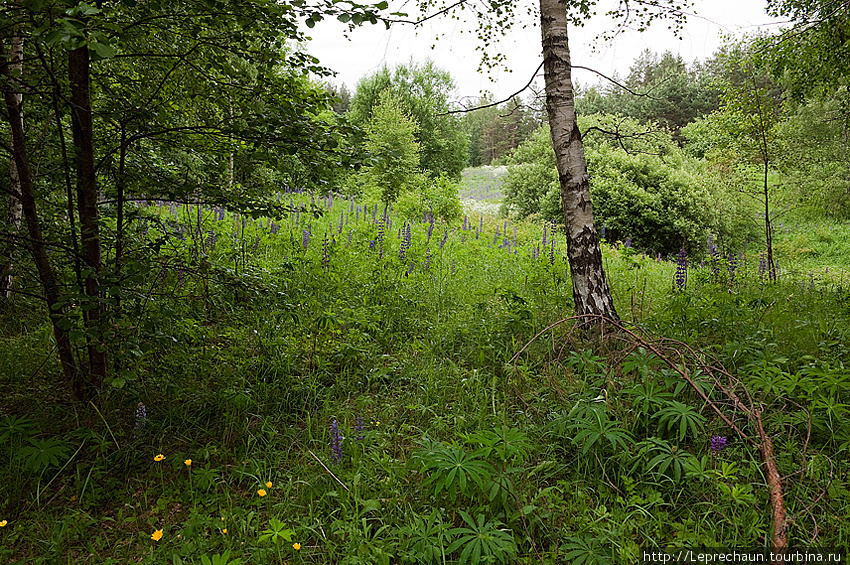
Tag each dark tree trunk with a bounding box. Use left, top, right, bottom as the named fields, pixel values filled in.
left=68, top=45, right=107, bottom=393
left=539, top=0, right=619, bottom=320
left=2, top=44, right=80, bottom=393
left=1, top=13, right=23, bottom=299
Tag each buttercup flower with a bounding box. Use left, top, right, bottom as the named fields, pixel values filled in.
left=0, top=520, right=7, bottom=527
left=151, top=529, right=163, bottom=541
left=293, top=543, right=301, bottom=551
left=154, top=454, right=165, bottom=462
left=257, top=489, right=267, bottom=497
left=265, top=481, right=273, bottom=489
left=184, top=459, right=192, bottom=466
left=222, top=529, right=228, bottom=534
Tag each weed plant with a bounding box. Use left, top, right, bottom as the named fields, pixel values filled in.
left=1, top=189, right=849, bottom=564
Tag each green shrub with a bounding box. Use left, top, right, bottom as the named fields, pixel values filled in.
left=501, top=117, right=719, bottom=256
left=395, top=173, right=463, bottom=223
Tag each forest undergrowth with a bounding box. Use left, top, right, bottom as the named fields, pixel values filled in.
left=1, top=188, right=849, bottom=564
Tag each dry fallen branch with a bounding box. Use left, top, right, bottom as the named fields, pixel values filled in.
left=509, top=314, right=790, bottom=554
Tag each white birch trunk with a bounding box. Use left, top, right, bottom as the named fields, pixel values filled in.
left=539, top=0, right=619, bottom=319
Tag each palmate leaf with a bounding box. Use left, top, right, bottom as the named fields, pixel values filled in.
left=414, top=441, right=493, bottom=502
left=561, top=536, right=614, bottom=565
left=653, top=400, right=706, bottom=442
left=466, top=426, right=532, bottom=464
left=446, top=511, right=517, bottom=565
left=569, top=408, right=633, bottom=455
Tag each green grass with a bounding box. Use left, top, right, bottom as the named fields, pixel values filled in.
left=1, top=186, right=849, bottom=564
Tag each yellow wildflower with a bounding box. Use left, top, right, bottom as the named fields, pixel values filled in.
left=151, top=529, right=163, bottom=541
left=265, top=481, right=273, bottom=489
left=0, top=520, right=7, bottom=527
left=257, top=489, right=267, bottom=497
left=293, top=543, right=301, bottom=550
left=222, top=528, right=228, bottom=534
left=184, top=459, right=192, bottom=466
left=154, top=454, right=164, bottom=462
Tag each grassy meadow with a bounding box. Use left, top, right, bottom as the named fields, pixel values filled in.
left=1, top=170, right=849, bottom=564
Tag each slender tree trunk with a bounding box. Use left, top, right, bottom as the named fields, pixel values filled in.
left=68, top=45, right=107, bottom=394
left=763, top=161, right=776, bottom=281
left=2, top=45, right=80, bottom=392
left=539, top=0, right=619, bottom=320
left=1, top=13, right=24, bottom=299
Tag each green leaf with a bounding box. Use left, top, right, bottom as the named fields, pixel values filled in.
left=90, top=41, right=117, bottom=60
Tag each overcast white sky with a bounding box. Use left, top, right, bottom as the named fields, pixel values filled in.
left=301, top=0, right=789, bottom=104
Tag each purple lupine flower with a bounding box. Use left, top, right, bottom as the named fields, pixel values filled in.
left=302, top=228, right=310, bottom=251
left=424, top=247, right=431, bottom=271
left=271, top=222, right=279, bottom=235
left=674, top=248, right=687, bottom=290
left=758, top=252, right=767, bottom=279
left=493, top=228, right=499, bottom=246
left=347, top=230, right=353, bottom=247
left=549, top=239, right=556, bottom=265
left=426, top=219, right=434, bottom=242
left=253, top=236, right=260, bottom=253
left=709, top=436, right=727, bottom=455
left=406, top=261, right=415, bottom=276
left=134, top=402, right=147, bottom=439
left=542, top=225, right=547, bottom=247
left=356, top=205, right=360, bottom=223
left=369, top=240, right=376, bottom=250
left=440, top=229, right=449, bottom=249
left=599, top=225, right=606, bottom=240
left=728, top=252, right=738, bottom=282
left=399, top=224, right=411, bottom=262
left=479, top=215, right=483, bottom=232
left=330, top=420, right=343, bottom=464
left=321, top=233, right=330, bottom=269
left=503, top=220, right=508, bottom=234
left=532, top=243, right=539, bottom=260
left=207, top=231, right=217, bottom=251
left=355, top=415, right=365, bottom=441
left=339, top=211, right=344, bottom=233
left=451, top=260, right=456, bottom=275
left=461, top=233, right=466, bottom=244
left=624, top=237, right=631, bottom=248
left=463, top=215, right=468, bottom=230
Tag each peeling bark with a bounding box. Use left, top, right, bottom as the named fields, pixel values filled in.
left=539, top=0, right=619, bottom=320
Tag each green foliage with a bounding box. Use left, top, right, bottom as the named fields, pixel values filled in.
left=445, top=511, right=517, bottom=565
left=413, top=440, right=493, bottom=502
left=395, top=173, right=464, bottom=223
left=398, top=510, right=450, bottom=564
left=568, top=406, right=634, bottom=455
left=348, top=60, right=468, bottom=179
left=3, top=173, right=850, bottom=563
left=577, top=49, right=720, bottom=142
left=502, top=118, right=719, bottom=256
left=652, top=401, right=707, bottom=442
left=359, top=90, right=421, bottom=207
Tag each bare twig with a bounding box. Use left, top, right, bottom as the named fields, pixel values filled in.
left=307, top=449, right=350, bottom=492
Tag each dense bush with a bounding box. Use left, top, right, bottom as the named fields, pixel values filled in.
left=501, top=116, right=729, bottom=256
left=395, top=173, right=464, bottom=224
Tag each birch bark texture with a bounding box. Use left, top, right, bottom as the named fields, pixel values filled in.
left=539, top=0, right=619, bottom=320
